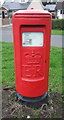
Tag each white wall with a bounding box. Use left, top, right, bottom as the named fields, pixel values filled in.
left=0, top=0, right=4, bottom=5
left=28, top=0, right=44, bottom=9
left=57, top=9, right=64, bottom=19
left=0, top=10, right=8, bottom=17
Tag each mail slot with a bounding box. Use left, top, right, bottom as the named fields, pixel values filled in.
left=12, top=9, right=52, bottom=102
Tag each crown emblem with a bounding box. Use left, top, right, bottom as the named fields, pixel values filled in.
left=25, top=51, right=42, bottom=64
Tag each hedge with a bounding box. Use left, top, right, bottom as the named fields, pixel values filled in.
left=52, top=19, right=64, bottom=30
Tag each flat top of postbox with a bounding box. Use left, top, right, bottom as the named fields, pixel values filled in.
left=14, top=9, right=51, bottom=16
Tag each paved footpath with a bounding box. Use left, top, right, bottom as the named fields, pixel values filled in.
left=1, top=25, right=64, bottom=48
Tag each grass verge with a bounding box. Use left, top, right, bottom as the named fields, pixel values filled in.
left=1, top=42, right=62, bottom=93
left=2, top=42, right=15, bottom=87
left=49, top=47, right=62, bottom=93
left=52, top=29, right=64, bottom=35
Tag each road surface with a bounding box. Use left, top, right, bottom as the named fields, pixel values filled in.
left=1, top=26, right=64, bottom=47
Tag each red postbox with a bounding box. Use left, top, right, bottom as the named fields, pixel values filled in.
left=12, top=9, right=52, bottom=102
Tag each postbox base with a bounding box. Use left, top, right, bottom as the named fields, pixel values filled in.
left=16, top=92, right=48, bottom=103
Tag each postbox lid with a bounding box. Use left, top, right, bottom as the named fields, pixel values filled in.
left=13, top=9, right=51, bottom=18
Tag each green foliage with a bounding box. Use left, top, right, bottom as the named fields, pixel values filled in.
left=52, top=19, right=64, bottom=30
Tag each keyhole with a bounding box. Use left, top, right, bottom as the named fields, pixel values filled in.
left=45, top=60, right=47, bottom=63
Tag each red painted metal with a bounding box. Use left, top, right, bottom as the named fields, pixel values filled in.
left=12, top=9, right=52, bottom=97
